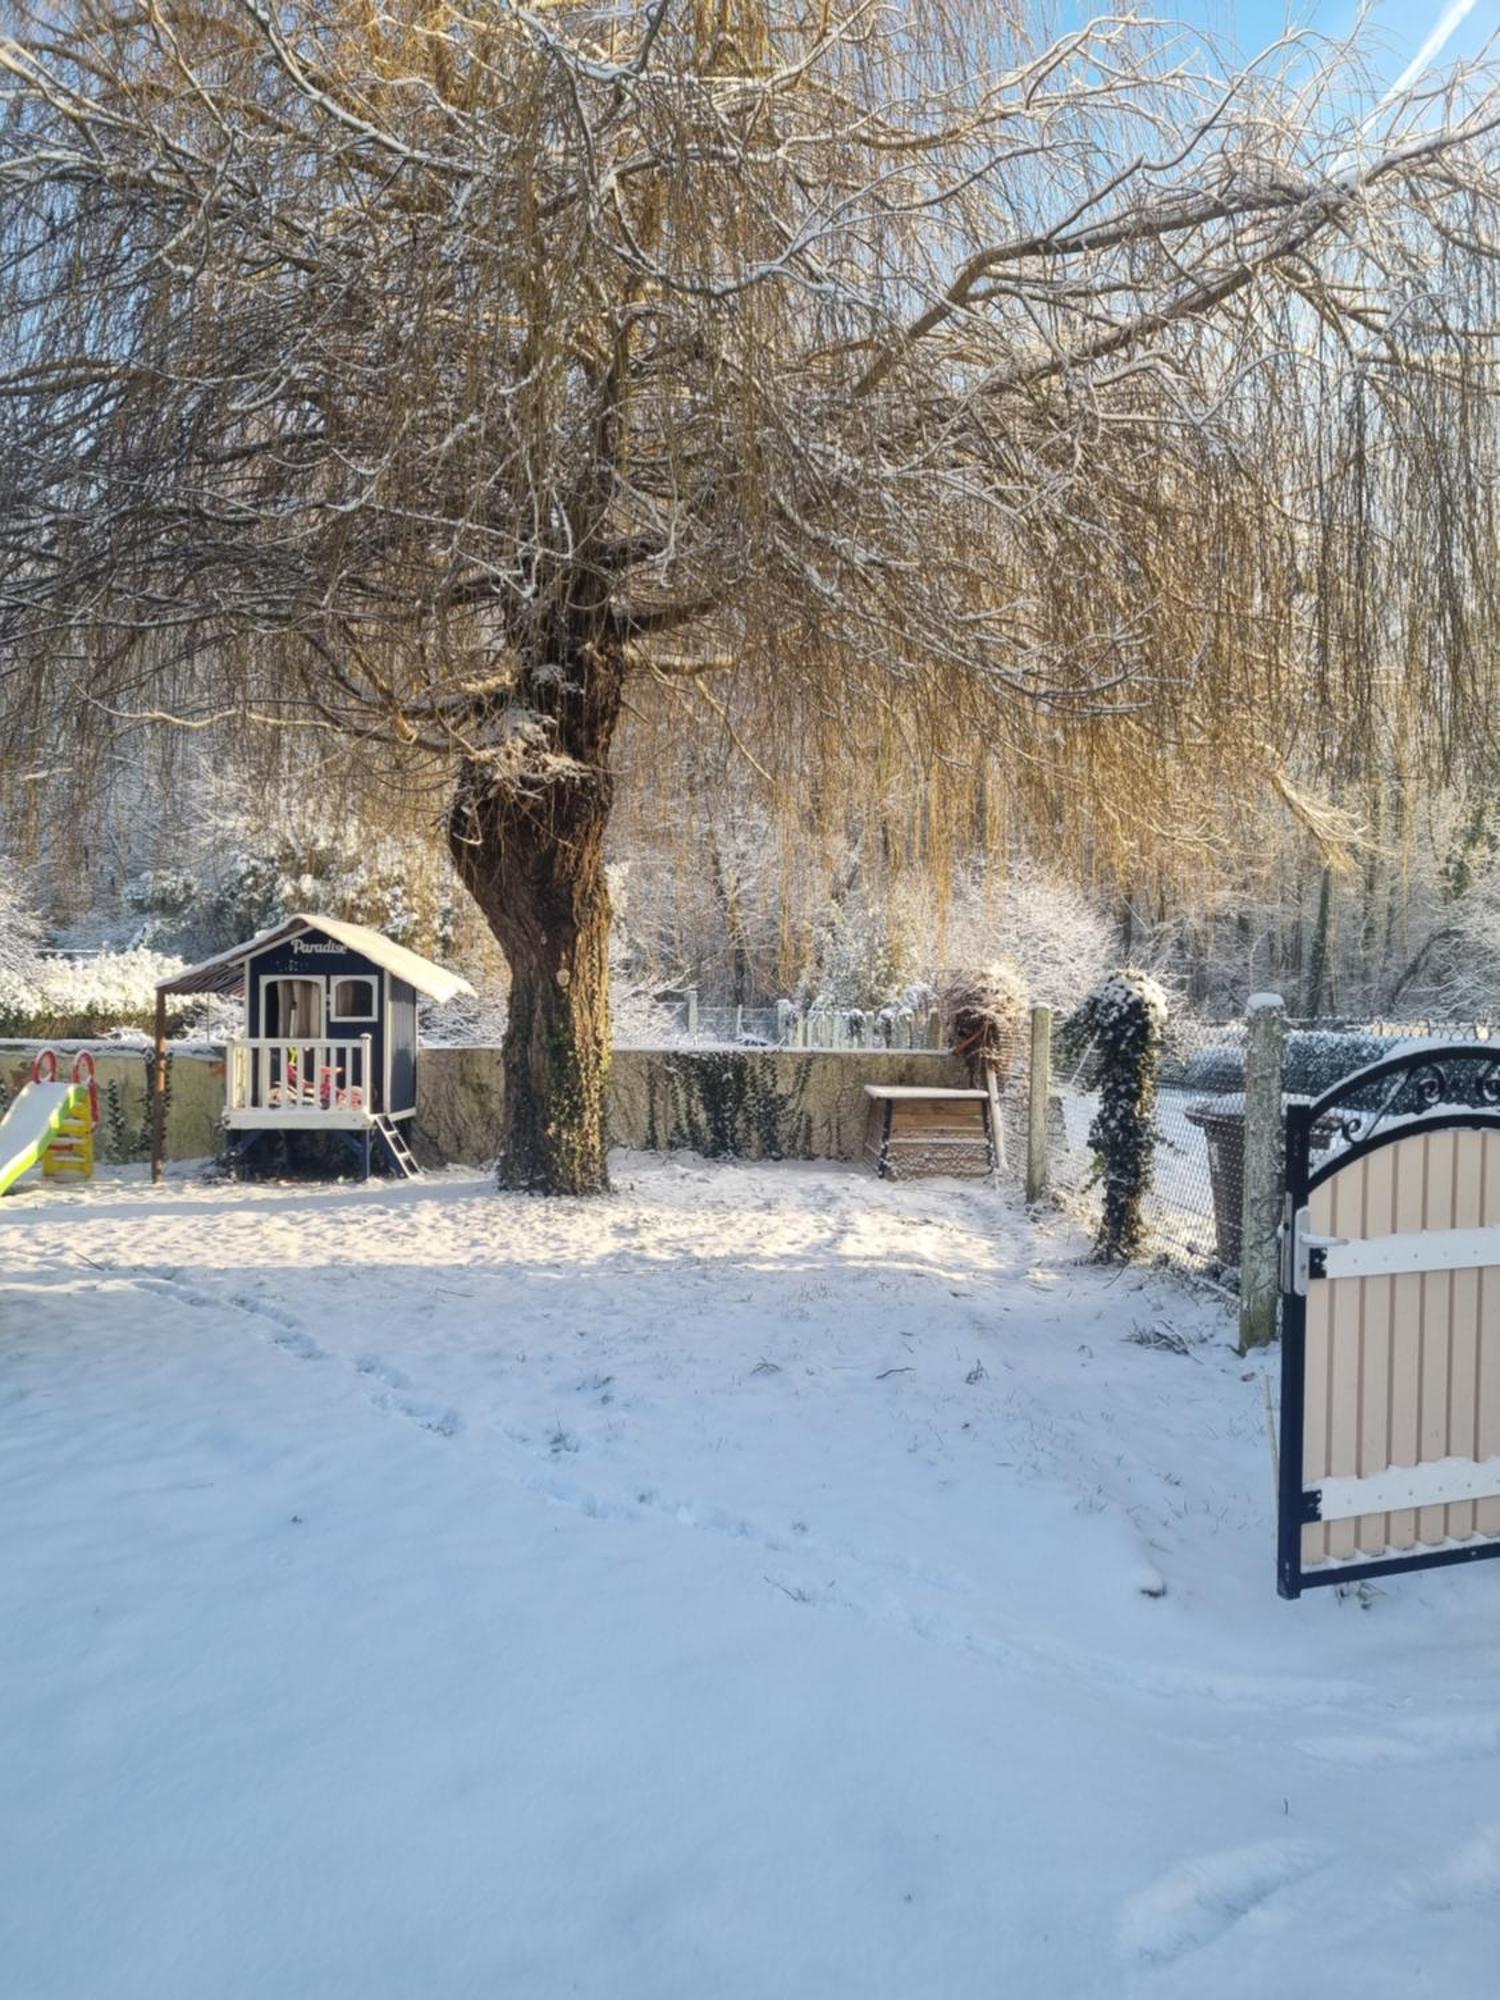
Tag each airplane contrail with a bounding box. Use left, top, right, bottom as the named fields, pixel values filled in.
left=1377, top=0, right=1481, bottom=113
left=1328, top=0, right=1482, bottom=175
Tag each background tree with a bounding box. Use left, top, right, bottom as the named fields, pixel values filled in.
left=3, top=3, right=1499, bottom=1190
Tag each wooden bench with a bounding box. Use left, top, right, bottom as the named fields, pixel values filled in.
left=863, top=1085, right=997, bottom=1180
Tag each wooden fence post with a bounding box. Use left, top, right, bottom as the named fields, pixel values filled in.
left=150, top=989, right=168, bottom=1185
left=1026, top=1005, right=1052, bottom=1203
left=685, top=986, right=699, bottom=1037
left=1239, top=993, right=1286, bottom=1353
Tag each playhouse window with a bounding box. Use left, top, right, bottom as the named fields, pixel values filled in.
left=331, top=977, right=376, bottom=1020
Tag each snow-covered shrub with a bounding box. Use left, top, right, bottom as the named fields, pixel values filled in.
left=118, top=801, right=463, bottom=962
left=122, top=870, right=203, bottom=947
left=420, top=984, right=509, bottom=1047
left=1072, top=970, right=1168, bottom=1263
left=1178, top=1043, right=1247, bottom=1094
left=941, top=961, right=1027, bottom=1084
left=0, top=964, right=46, bottom=1035
left=201, top=850, right=290, bottom=947
left=0, top=879, right=45, bottom=978
left=1180, top=1028, right=1390, bottom=1102
left=0, top=948, right=205, bottom=1039
left=1284, top=1030, right=1391, bottom=1099
left=804, top=891, right=915, bottom=1010
left=208, top=842, right=442, bottom=956
left=884, top=861, right=1113, bottom=1018
left=611, top=979, right=687, bottom=1049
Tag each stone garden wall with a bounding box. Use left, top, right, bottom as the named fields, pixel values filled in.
left=413, top=1046, right=971, bottom=1167
left=0, top=1042, right=225, bottom=1165
left=1, top=1041, right=970, bottom=1167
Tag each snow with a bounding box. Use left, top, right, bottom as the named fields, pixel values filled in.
left=1246, top=993, right=1285, bottom=1014
left=0, top=946, right=196, bottom=1035
left=5, top=1154, right=1500, bottom=1997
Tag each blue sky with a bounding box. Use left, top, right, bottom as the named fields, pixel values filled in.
left=1061, top=1, right=1499, bottom=84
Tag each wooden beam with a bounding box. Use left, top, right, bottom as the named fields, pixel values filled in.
left=1238, top=994, right=1286, bottom=1352
left=1026, top=1006, right=1052, bottom=1203
left=150, top=989, right=168, bottom=1185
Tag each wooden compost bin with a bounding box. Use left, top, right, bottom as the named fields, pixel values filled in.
left=863, top=1085, right=995, bottom=1179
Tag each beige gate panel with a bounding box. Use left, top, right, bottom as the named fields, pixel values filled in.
left=1300, top=1128, right=1500, bottom=1573
left=1477, top=1147, right=1500, bottom=1538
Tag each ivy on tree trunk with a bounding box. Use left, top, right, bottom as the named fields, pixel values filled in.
left=447, top=632, right=624, bottom=1196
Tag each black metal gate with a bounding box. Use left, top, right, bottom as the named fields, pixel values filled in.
left=1279, top=1044, right=1500, bottom=1597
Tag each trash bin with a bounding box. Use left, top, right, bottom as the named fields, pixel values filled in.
left=1184, top=1096, right=1250, bottom=1265
left=1185, top=1095, right=1335, bottom=1267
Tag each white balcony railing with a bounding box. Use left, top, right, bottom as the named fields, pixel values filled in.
left=225, top=1036, right=374, bottom=1117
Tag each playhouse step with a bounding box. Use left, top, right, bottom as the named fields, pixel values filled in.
left=372, top=1116, right=423, bottom=1181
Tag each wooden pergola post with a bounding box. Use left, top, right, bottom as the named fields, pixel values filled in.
left=1025, top=1005, right=1052, bottom=1204
left=150, top=987, right=168, bottom=1184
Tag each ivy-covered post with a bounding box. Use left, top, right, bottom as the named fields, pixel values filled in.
left=1238, top=993, right=1286, bottom=1353
left=1077, top=970, right=1168, bottom=1263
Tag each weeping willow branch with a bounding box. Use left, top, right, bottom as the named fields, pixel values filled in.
left=1, top=1, right=1498, bottom=936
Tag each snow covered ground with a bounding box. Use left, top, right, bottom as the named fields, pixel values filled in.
left=5, top=1155, right=1500, bottom=1999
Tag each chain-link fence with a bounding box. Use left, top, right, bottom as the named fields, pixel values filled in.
left=1049, top=1014, right=1499, bottom=1286
left=644, top=997, right=948, bottom=1051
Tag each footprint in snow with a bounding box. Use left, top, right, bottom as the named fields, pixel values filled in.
left=1118, top=1840, right=1325, bottom=1964
left=355, top=1355, right=411, bottom=1391
left=370, top=1389, right=463, bottom=1438
left=227, top=1289, right=312, bottom=1336
left=1301, top=1712, right=1500, bottom=1766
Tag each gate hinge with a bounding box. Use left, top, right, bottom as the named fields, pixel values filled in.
left=1301, top=1486, right=1323, bottom=1524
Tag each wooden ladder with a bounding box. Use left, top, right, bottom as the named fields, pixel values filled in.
left=372, top=1115, right=423, bottom=1181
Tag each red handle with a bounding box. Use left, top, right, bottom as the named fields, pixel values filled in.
left=31, top=1047, right=58, bottom=1084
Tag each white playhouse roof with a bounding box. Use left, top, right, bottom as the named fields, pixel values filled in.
left=156, top=914, right=475, bottom=1003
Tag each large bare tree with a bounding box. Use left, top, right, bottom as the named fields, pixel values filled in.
left=2, top=2, right=1498, bottom=1189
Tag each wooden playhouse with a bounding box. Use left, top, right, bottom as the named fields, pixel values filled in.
left=152, top=914, right=473, bottom=1180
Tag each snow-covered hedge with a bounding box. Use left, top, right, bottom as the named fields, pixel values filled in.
left=1180, top=1028, right=1399, bottom=1102
left=0, top=948, right=207, bottom=1039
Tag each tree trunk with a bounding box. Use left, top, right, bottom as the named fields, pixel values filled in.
left=448, top=637, right=624, bottom=1195
left=708, top=833, right=753, bottom=1008
left=1303, top=865, right=1334, bottom=1018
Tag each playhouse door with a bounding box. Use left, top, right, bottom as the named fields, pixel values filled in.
left=262, top=977, right=324, bottom=1039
